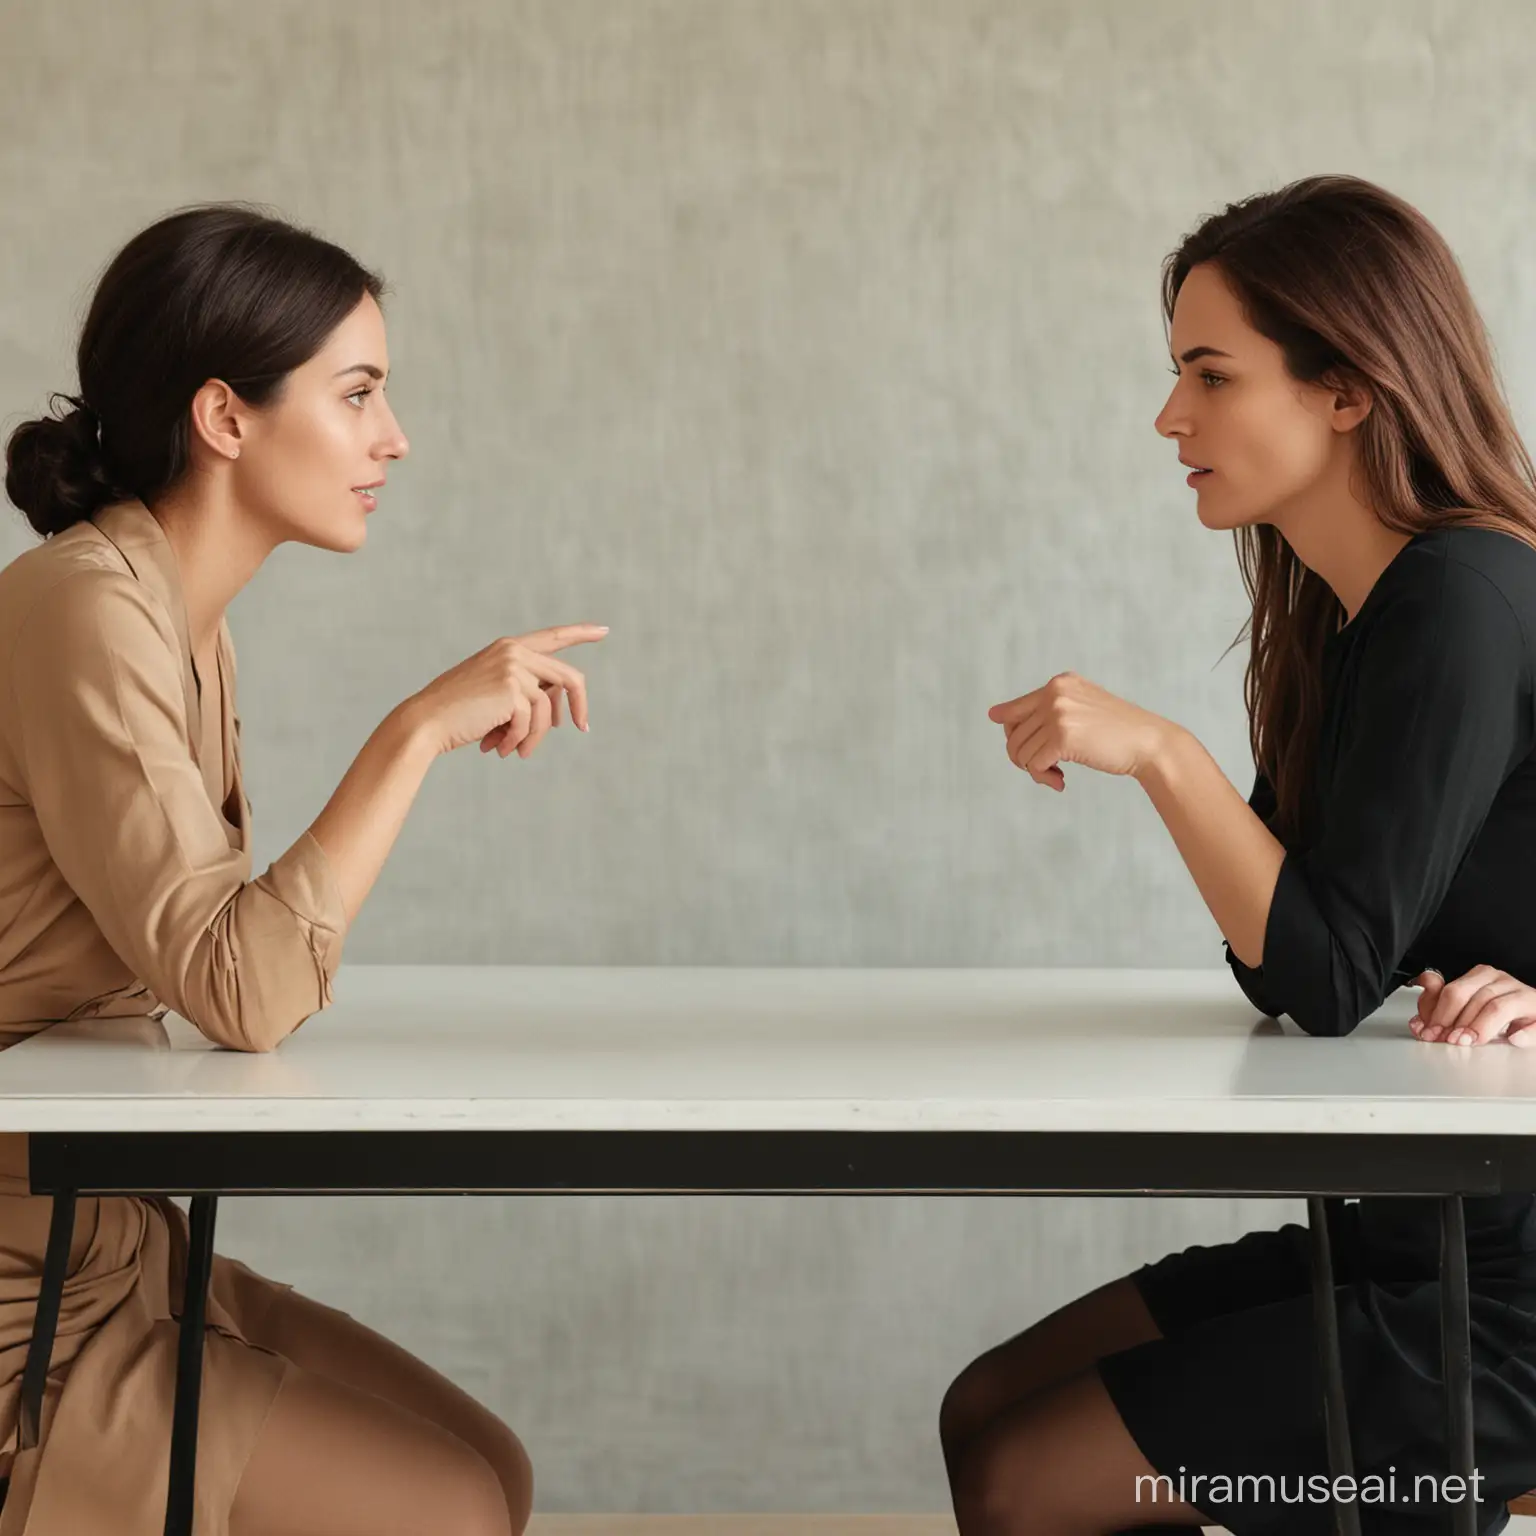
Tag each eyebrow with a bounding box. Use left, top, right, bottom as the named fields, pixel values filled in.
left=333, top=364, right=388, bottom=381
left=1170, top=346, right=1233, bottom=365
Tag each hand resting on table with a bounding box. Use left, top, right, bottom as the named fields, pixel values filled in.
left=1408, top=965, right=1536, bottom=1047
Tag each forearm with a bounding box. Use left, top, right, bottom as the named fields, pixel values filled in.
left=306, top=705, right=440, bottom=926
left=1134, top=724, right=1287, bottom=967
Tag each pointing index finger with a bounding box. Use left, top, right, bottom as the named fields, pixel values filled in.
left=520, top=624, right=610, bottom=654
left=989, top=694, right=1032, bottom=724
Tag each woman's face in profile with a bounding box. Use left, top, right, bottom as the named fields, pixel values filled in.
left=240, top=293, right=410, bottom=553
left=1154, top=261, right=1355, bottom=535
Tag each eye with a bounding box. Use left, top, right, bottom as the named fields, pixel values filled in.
left=1167, top=367, right=1226, bottom=388
left=346, top=387, right=372, bottom=408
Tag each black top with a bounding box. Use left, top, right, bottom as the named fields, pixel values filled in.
left=1224, top=524, right=1536, bottom=1275
left=1225, top=524, right=1536, bottom=1038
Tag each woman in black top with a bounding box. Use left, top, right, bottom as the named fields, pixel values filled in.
left=943, top=176, right=1536, bottom=1536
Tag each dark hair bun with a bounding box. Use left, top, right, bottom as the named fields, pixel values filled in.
left=4, top=392, right=123, bottom=538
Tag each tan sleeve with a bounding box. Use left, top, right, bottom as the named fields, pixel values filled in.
left=7, top=570, right=348, bottom=1052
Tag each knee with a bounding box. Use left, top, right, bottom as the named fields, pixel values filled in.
left=939, top=1376, right=965, bottom=1453
left=950, top=1438, right=1036, bottom=1536
left=940, top=1363, right=992, bottom=1457
left=439, top=1438, right=520, bottom=1536
left=479, top=1418, right=535, bottom=1534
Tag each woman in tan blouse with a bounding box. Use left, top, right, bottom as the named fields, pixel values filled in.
left=0, top=206, right=606, bottom=1535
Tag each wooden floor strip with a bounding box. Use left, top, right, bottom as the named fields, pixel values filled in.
left=528, top=1520, right=955, bottom=1535
left=525, top=1520, right=1279, bottom=1535
left=527, top=1512, right=1536, bottom=1535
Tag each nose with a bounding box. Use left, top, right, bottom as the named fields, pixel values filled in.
left=1154, top=382, right=1190, bottom=440
left=377, top=399, right=409, bottom=461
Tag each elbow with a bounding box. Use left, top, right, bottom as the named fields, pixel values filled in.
left=1286, top=967, right=1386, bottom=1038
left=151, top=885, right=342, bottom=1053
left=1225, top=944, right=1283, bottom=1020
left=1289, top=1004, right=1362, bottom=1039
left=216, top=1034, right=281, bottom=1056
left=1245, top=905, right=1386, bottom=1037
left=1227, top=958, right=1373, bottom=1038
left=187, top=1002, right=299, bottom=1054
left=178, top=948, right=325, bottom=1054
left=210, top=909, right=341, bottom=1051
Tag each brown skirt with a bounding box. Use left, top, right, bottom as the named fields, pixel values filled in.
left=0, top=1135, right=295, bottom=1535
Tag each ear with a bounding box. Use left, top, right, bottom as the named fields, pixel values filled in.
left=1324, top=367, right=1373, bottom=434
left=188, top=379, right=246, bottom=462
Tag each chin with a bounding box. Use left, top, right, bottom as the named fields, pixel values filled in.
left=1195, top=497, right=1259, bottom=533
left=299, top=514, right=370, bottom=554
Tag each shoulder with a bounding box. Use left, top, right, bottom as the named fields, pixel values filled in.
left=0, top=529, right=176, bottom=675
left=1361, top=526, right=1536, bottom=660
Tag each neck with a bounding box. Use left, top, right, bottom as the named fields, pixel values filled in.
left=145, top=477, right=278, bottom=656
left=1270, top=450, right=1414, bottom=624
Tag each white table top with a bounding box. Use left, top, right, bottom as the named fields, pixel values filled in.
left=1, top=966, right=1535, bottom=1136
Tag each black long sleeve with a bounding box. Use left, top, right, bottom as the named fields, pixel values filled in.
left=1223, top=530, right=1536, bottom=1037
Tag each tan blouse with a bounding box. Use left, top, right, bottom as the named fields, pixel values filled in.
left=0, top=498, right=350, bottom=1533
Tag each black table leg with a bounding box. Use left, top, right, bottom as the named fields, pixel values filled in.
left=15, top=1190, right=77, bottom=1456
left=1308, top=1196, right=1362, bottom=1536
left=1439, top=1196, right=1477, bottom=1536
left=164, top=1195, right=218, bottom=1536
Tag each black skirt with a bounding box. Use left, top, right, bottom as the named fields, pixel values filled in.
left=1095, top=1196, right=1536, bottom=1536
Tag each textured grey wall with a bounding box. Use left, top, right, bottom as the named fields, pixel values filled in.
left=3, top=0, right=1532, bottom=1514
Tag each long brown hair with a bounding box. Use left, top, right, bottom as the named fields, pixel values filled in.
left=1163, top=175, right=1536, bottom=846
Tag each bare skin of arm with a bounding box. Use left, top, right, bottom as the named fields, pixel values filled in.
left=1134, top=723, right=1287, bottom=970
left=305, top=704, right=439, bottom=926
left=306, top=623, right=607, bottom=926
